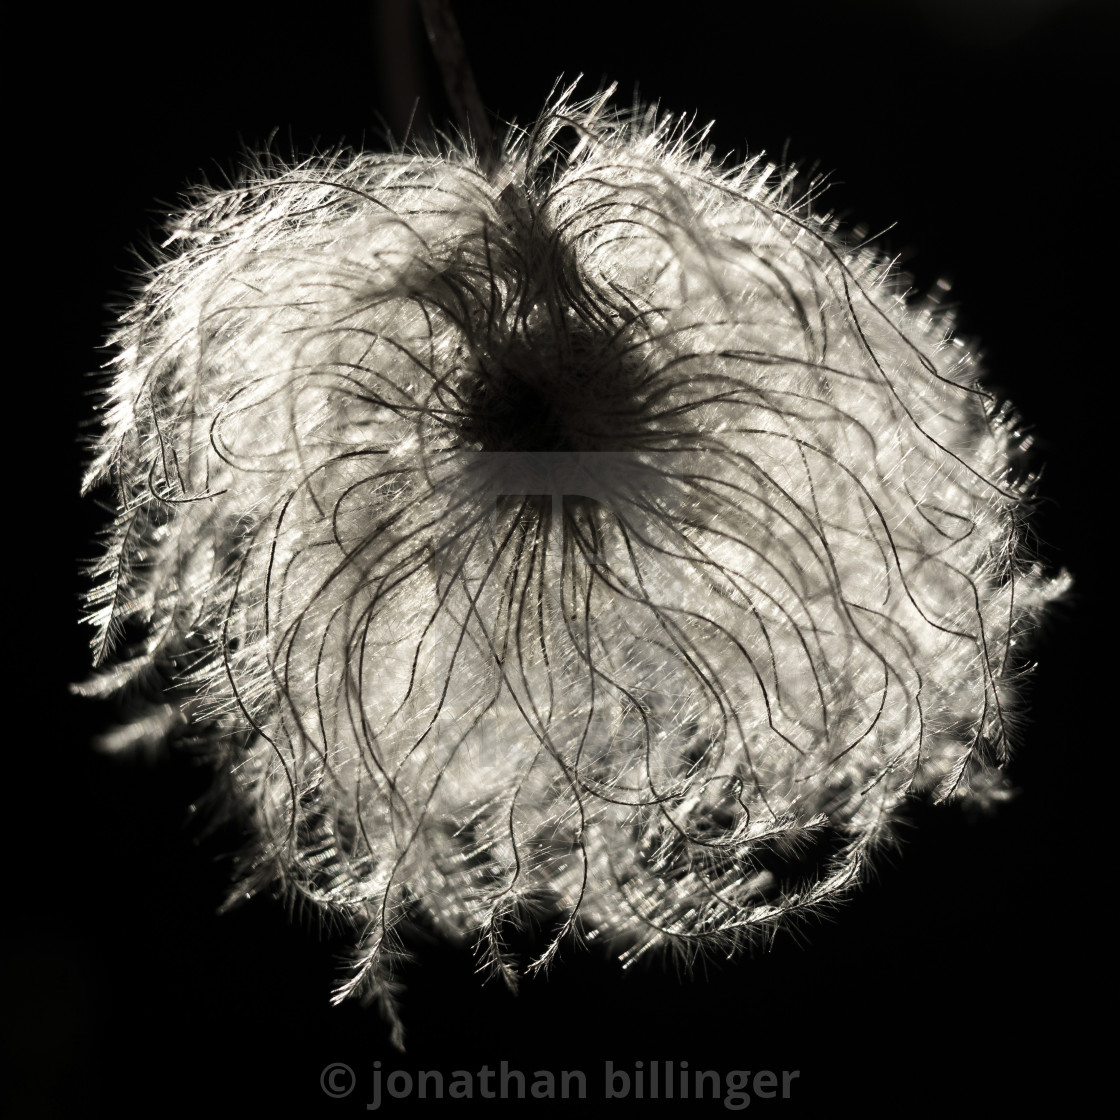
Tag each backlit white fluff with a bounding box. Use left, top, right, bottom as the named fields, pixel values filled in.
left=81, top=91, right=1066, bottom=1044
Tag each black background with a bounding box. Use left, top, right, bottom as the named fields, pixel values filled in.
left=16, top=0, right=1109, bottom=1114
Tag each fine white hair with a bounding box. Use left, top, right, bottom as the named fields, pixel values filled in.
left=81, top=89, right=1066, bottom=1044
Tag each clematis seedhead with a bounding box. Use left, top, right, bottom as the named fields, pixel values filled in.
left=80, top=89, right=1067, bottom=1045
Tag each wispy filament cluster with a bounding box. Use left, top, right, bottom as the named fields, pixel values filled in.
left=81, top=93, right=1065, bottom=1043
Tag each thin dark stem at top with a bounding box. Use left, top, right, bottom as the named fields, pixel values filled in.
left=419, top=0, right=497, bottom=175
